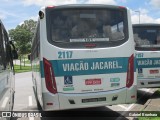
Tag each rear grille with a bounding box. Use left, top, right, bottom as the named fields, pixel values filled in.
left=148, top=81, right=160, bottom=84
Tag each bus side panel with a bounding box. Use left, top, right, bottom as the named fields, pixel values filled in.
left=0, top=20, right=15, bottom=112
left=136, top=51, right=160, bottom=88
left=125, top=10, right=137, bottom=103
left=31, top=21, right=45, bottom=109
left=126, top=59, right=137, bottom=103
left=0, top=72, right=11, bottom=111
left=41, top=79, right=60, bottom=110
left=9, top=69, right=15, bottom=111
left=32, top=58, right=44, bottom=109
left=125, top=85, right=137, bottom=103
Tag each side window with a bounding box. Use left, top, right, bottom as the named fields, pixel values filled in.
left=0, top=26, right=3, bottom=71
left=157, top=31, right=160, bottom=44
left=31, top=22, right=40, bottom=60
left=0, top=27, right=6, bottom=71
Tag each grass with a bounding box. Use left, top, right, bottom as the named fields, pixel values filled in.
left=154, top=88, right=160, bottom=96
left=14, top=65, right=31, bottom=73
left=138, top=117, right=160, bottom=120
left=138, top=111, right=160, bottom=120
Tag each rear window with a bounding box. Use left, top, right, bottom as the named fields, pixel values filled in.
left=133, top=26, right=160, bottom=50
left=46, top=6, right=128, bottom=48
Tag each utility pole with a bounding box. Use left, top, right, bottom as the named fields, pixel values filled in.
left=135, top=10, right=140, bottom=24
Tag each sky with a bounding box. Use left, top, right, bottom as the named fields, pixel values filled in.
left=0, top=0, right=160, bottom=31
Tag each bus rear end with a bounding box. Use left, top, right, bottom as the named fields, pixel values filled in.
left=133, top=24, right=160, bottom=88
left=40, top=4, right=136, bottom=111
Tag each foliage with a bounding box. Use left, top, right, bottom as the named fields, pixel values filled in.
left=9, top=19, right=37, bottom=55
left=154, top=88, right=160, bottom=96
left=21, top=19, right=37, bottom=39
left=138, top=117, right=160, bottom=120
left=9, top=19, right=37, bottom=68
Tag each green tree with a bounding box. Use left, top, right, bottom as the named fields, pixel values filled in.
left=9, top=19, right=37, bottom=68
left=21, top=19, right=37, bottom=39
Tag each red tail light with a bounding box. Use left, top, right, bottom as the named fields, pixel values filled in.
left=119, top=6, right=126, bottom=9
left=151, top=48, right=157, bottom=51
left=43, top=58, right=57, bottom=94
left=126, top=54, right=134, bottom=88
left=84, top=43, right=96, bottom=48
left=47, top=6, right=55, bottom=8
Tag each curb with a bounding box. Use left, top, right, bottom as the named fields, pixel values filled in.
left=140, top=89, right=159, bottom=111
left=140, top=99, right=152, bottom=111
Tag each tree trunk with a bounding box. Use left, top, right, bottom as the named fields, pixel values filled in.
left=24, top=56, right=25, bottom=67
left=20, top=56, right=22, bottom=70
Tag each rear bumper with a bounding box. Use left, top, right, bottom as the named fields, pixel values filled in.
left=59, top=86, right=137, bottom=110
left=42, top=86, right=137, bottom=111
left=137, top=78, right=160, bottom=88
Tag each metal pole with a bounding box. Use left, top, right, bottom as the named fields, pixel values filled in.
left=135, top=11, right=140, bottom=24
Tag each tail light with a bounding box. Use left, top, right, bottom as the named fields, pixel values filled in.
left=47, top=6, right=55, bottom=8
left=151, top=48, right=157, bottom=51
left=119, top=6, right=126, bottom=9
left=84, top=43, right=96, bottom=48
left=126, top=54, right=134, bottom=88
left=43, top=58, right=57, bottom=94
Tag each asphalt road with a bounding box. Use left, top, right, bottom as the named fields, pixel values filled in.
left=11, top=72, right=157, bottom=120
left=13, top=72, right=37, bottom=111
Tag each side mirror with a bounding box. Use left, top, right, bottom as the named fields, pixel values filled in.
left=12, top=49, right=18, bottom=59
left=9, top=41, right=18, bottom=60
left=28, top=54, right=31, bottom=60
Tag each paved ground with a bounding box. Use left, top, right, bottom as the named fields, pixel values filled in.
left=13, top=72, right=37, bottom=111
left=141, top=90, right=160, bottom=111
left=12, top=72, right=126, bottom=120
left=11, top=72, right=160, bottom=120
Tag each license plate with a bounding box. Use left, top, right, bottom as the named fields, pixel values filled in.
left=82, top=97, right=106, bottom=103
left=85, top=79, right=101, bottom=85
left=150, top=70, right=159, bottom=74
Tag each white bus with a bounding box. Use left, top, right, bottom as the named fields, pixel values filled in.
left=31, top=4, right=136, bottom=111
left=133, top=24, right=160, bottom=88
left=0, top=20, right=17, bottom=114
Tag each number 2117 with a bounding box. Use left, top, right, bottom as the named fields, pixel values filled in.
left=58, top=51, right=73, bottom=59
